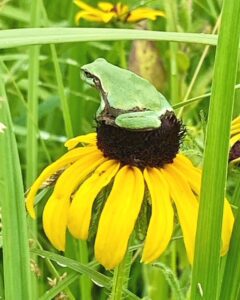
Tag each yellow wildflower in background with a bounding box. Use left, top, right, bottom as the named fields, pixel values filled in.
left=26, top=123, right=234, bottom=269
left=229, top=116, right=240, bottom=164
left=74, top=1, right=165, bottom=24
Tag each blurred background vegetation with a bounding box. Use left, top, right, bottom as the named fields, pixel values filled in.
left=0, top=0, right=240, bottom=299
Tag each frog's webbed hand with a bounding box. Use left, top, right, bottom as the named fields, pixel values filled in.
left=115, top=111, right=161, bottom=130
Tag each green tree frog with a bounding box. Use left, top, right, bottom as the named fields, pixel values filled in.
left=81, top=58, right=172, bottom=130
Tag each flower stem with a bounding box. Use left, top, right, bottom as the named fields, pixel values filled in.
left=119, top=41, right=127, bottom=69
left=164, top=0, right=179, bottom=105
left=27, top=0, right=40, bottom=298
left=143, top=262, right=169, bottom=300
left=110, top=247, right=132, bottom=300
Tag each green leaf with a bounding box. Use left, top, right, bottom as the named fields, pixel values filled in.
left=153, top=262, right=184, bottom=300
left=32, top=248, right=112, bottom=289
left=39, top=272, right=79, bottom=300
left=32, top=249, right=140, bottom=300
left=190, top=0, right=240, bottom=299
left=219, top=177, right=240, bottom=300
left=0, top=64, right=31, bottom=300
left=0, top=28, right=217, bottom=49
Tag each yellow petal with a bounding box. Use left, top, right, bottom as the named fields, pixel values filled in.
left=174, top=155, right=234, bottom=257
left=231, top=129, right=240, bottom=136
left=221, top=199, right=234, bottom=255
left=64, top=133, right=97, bottom=150
left=127, top=8, right=165, bottom=22
left=43, top=151, right=106, bottom=250
left=43, top=194, right=69, bottom=251
left=68, top=160, right=120, bottom=240
left=26, top=146, right=98, bottom=218
left=95, top=166, right=144, bottom=269
left=231, top=157, right=240, bottom=164
left=231, top=123, right=240, bottom=133
left=98, top=2, right=114, bottom=12
left=173, top=155, right=201, bottom=194
left=232, top=116, right=240, bottom=126
left=54, top=151, right=105, bottom=199
left=100, top=12, right=116, bottom=23
left=142, top=168, right=173, bottom=263
left=74, top=0, right=115, bottom=23
left=230, top=133, right=240, bottom=146
left=75, top=11, right=104, bottom=23
left=74, top=0, right=99, bottom=12
left=161, top=165, right=198, bottom=264
left=116, top=2, right=129, bottom=19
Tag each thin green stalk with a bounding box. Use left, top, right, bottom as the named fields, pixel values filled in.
left=173, top=83, right=240, bottom=110
left=78, top=241, right=92, bottom=300
left=39, top=273, right=79, bottom=300
left=50, top=44, right=74, bottom=138
left=165, top=0, right=179, bottom=104
left=39, top=0, right=73, bottom=138
left=169, top=42, right=179, bottom=104
left=219, top=177, right=240, bottom=300
left=143, top=260, right=169, bottom=300
left=34, top=239, right=75, bottom=300
left=0, top=61, right=52, bottom=163
left=0, top=66, right=31, bottom=300
left=178, top=16, right=221, bottom=118
left=27, top=1, right=40, bottom=299
left=65, top=235, right=92, bottom=300
left=119, top=41, right=127, bottom=69
left=111, top=248, right=132, bottom=300
left=190, top=0, right=240, bottom=299
left=26, top=0, right=40, bottom=187
left=40, top=4, right=90, bottom=299
left=153, top=262, right=184, bottom=300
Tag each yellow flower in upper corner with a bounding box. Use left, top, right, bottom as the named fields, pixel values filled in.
left=74, top=0, right=165, bottom=24
left=26, top=112, right=234, bottom=270
left=229, top=116, right=240, bottom=164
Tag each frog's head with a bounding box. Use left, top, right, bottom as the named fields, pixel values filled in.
left=80, top=58, right=106, bottom=89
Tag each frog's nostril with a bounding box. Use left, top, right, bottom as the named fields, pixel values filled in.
left=96, top=111, right=186, bottom=168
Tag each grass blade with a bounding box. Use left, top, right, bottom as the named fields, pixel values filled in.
left=190, top=0, right=240, bottom=299
left=50, top=44, right=74, bottom=138
left=27, top=1, right=40, bottom=298
left=39, top=272, right=79, bottom=300
left=0, top=28, right=217, bottom=49
left=32, top=249, right=111, bottom=289
left=219, top=177, right=240, bottom=300
left=32, top=249, right=140, bottom=300
left=153, top=262, right=184, bottom=300
left=26, top=0, right=40, bottom=187
left=0, top=66, right=31, bottom=300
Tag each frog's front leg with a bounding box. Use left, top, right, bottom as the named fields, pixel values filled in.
left=115, top=111, right=161, bottom=130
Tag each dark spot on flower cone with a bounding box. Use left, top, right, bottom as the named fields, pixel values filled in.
left=97, top=111, right=185, bottom=168
left=229, top=141, right=240, bottom=162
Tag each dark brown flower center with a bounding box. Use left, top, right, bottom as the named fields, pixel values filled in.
left=229, top=141, right=240, bottom=162
left=96, top=111, right=185, bottom=168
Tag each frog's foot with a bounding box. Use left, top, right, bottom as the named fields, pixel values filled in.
left=115, top=111, right=161, bottom=130
left=97, top=111, right=186, bottom=168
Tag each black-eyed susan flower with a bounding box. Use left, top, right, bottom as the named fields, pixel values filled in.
left=74, top=1, right=165, bottom=24
left=229, top=116, right=240, bottom=164
left=26, top=112, right=234, bottom=270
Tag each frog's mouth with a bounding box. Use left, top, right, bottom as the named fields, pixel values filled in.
left=96, top=111, right=185, bottom=168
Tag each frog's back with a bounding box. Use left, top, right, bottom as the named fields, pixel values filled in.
left=83, top=58, right=170, bottom=112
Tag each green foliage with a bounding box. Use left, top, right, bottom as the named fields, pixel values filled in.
left=1, top=0, right=240, bottom=299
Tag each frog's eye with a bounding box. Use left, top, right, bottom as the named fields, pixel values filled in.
left=84, top=71, right=92, bottom=78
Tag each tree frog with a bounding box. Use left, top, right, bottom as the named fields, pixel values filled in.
left=81, top=58, right=172, bottom=130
